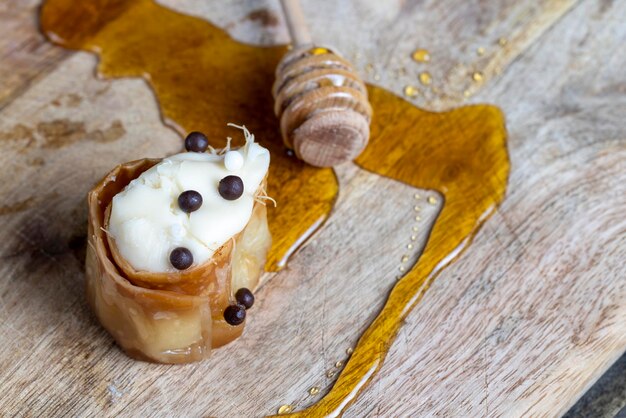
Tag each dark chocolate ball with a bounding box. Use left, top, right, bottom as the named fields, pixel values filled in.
left=224, top=304, right=246, bottom=326
left=235, top=288, right=254, bottom=309
left=169, top=247, right=193, bottom=270
left=178, top=190, right=203, bottom=213
left=184, top=131, right=209, bottom=153
left=218, top=175, right=244, bottom=200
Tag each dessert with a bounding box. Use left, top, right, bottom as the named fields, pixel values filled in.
left=86, top=125, right=272, bottom=363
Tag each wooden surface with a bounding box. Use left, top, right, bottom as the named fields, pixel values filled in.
left=0, top=0, right=625, bottom=417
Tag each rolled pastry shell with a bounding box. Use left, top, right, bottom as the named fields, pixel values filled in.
left=86, top=159, right=271, bottom=363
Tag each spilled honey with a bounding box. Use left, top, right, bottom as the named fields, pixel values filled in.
left=40, top=0, right=509, bottom=416
left=314, top=88, right=508, bottom=417
left=40, top=0, right=336, bottom=272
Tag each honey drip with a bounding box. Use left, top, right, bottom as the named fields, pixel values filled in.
left=40, top=0, right=509, bottom=416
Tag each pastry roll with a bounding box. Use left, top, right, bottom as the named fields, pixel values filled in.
left=86, top=127, right=271, bottom=363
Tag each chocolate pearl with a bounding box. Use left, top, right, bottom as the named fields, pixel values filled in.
left=170, top=247, right=193, bottom=270
left=184, top=131, right=209, bottom=152
left=178, top=190, right=202, bottom=213
left=218, top=175, right=244, bottom=200
left=224, top=304, right=246, bottom=326
left=235, top=288, right=254, bottom=309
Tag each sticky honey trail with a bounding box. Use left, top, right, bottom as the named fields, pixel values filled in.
left=40, top=0, right=509, bottom=415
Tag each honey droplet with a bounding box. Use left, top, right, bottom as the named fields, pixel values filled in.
left=396, top=67, right=408, bottom=77
left=277, top=404, right=293, bottom=415
left=335, top=361, right=344, bottom=368
left=412, top=226, right=419, bottom=232
left=308, top=386, right=320, bottom=396
left=399, top=266, right=406, bottom=272
left=346, top=347, right=354, bottom=355
left=414, top=206, right=421, bottom=211
left=463, top=90, right=472, bottom=98
left=411, top=49, right=430, bottom=63
left=472, top=71, right=484, bottom=82
left=415, top=215, right=421, bottom=221
left=414, top=193, right=421, bottom=199
left=428, top=196, right=438, bottom=205
left=403, top=85, right=419, bottom=98
left=401, top=255, right=409, bottom=263
left=373, top=74, right=381, bottom=81
left=411, top=235, right=417, bottom=241
left=326, top=370, right=336, bottom=378
left=309, top=47, right=330, bottom=55
left=498, top=37, right=508, bottom=46
left=419, top=72, right=432, bottom=86
left=477, top=47, right=485, bottom=56
left=407, top=244, right=414, bottom=250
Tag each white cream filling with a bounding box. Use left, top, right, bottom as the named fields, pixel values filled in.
left=108, top=126, right=270, bottom=273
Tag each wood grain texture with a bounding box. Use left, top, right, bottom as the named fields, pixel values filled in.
left=0, top=0, right=624, bottom=417
left=0, top=57, right=440, bottom=410
left=162, top=0, right=579, bottom=109
left=0, top=26, right=440, bottom=417
left=0, top=0, right=69, bottom=108
left=347, top=0, right=626, bottom=416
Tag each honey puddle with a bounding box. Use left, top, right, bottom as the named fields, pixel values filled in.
left=40, top=0, right=509, bottom=416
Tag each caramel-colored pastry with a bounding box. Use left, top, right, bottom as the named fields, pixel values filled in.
left=86, top=127, right=272, bottom=363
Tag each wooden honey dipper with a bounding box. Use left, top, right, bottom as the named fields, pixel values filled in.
left=273, top=0, right=372, bottom=167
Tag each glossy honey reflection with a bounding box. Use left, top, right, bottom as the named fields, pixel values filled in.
left=41, top=0, right=509, bottom=416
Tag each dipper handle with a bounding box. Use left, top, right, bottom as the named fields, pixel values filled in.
left=279, top=0, right=312, bottom=46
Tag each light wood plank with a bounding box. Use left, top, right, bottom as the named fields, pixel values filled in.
left=0, top=0, right=69, bottom=108
left=347, top=0, right=626, bottom=416
left=162, top=0, right=579, bottom=109
left=0, top=51, right=441, bottom=417
left=0, top=0, right=624, bottom=416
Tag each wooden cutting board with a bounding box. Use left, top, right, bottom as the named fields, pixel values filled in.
left=0, top=0, right=625, bottom=417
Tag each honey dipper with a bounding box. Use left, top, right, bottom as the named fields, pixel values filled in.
left=273, top=0, right=372, bottom=167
